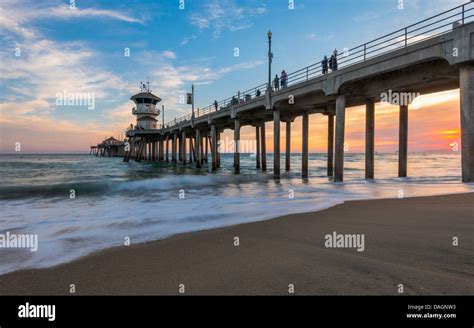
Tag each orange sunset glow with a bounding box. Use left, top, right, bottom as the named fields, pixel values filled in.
left=0, top=89, right=461, bottom=153
left=235, top=89, right=461, bottom=153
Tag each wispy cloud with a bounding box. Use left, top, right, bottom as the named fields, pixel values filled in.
left=47, top=6, right=143, bottom=23
left=180, top=35, right=197, bottom=45
left=162, top=50, right=176, bottom=60
left=0, top=0, right=142, bottom=40
left=189, top=0, right=266, bottom=38
left=305, top=33, right=334, bottom=41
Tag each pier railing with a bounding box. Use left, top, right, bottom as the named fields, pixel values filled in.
left=164, top=2, right=474, bottom=128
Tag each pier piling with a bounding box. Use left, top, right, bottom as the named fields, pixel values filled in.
left=398, top=105, right=408, bottom=178
left=234, top=119, right=241, bottom=174
left=460, top=65, right=474, bottom=182
left=196, top=129, right=202, bottom=168
left=261, top=121, right=267, bottom=171
left=211, top=125, right=217, bottom=171
left=285, top=121, right=291, bottom=172
left=334, top=95, right=346, bottom=182
left=273, top=109, right=281, bottom=178
left=302, top=112, right=309, bottom=178
left=365, top=100, right=375, bottom=179
left=327, top=114, right=334, bottom=177
left=256, top=126, right=261, bottom=169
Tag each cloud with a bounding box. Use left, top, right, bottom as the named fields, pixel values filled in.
left=305, top=33, right=334, bottom=41
left=0, top=0, right=136, bottom=152
left=47, top=6, right=143, bottom=24
left=0, top=0, right=142, bottom=40
left=189, top=0, right=266, bottom=38
left=162, top=51, right=176, bottom=60
left=248, top=7, right=266, bottom=15
left=180, top=35, right=197, bottom=45
left=353, top=11, right=381, bottom=23
left=1, top=39, right=129, bottom=112
left=0, top=0, right=142, bottom=25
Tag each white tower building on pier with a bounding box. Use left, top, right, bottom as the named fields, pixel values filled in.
left=131, top=81, right=161, bottom=130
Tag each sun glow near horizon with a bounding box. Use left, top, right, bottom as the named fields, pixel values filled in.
left=235, top=89, right=462, bottom=154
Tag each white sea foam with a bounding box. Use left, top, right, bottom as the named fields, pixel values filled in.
left=0, top=153, right=472, bottom=275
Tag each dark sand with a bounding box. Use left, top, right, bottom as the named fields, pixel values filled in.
left=0, top=193, right=473, bottom=295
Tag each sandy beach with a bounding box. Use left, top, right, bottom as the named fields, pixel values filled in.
left=0, top=193, right=472, bottom=295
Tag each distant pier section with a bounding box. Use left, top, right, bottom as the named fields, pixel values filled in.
left=90, top=137, right=126, bottom=157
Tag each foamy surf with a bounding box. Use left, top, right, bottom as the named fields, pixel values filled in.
left=0, top=153, right=472, bottom=275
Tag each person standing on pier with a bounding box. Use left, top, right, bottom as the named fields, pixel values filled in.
left=322, top=55, right=328, bottom=74
left=214, top=100, right=218, bottom=111
left=281, top=70, right=288, bottom=88
left=330, top=49, right=338, bottom=71
left=273, top=74, right=280, bottom=90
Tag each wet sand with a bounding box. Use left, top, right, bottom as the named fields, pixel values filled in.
left=0, top=193, right=473, bottom=295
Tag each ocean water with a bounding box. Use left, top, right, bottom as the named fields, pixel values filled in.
left=0, top=152, right=472, bottom=275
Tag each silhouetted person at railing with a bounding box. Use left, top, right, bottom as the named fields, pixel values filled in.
left=273, top=74, right=280, bottom=90
left=256, top=89, right=261, bottom=97
left=329, top=49, right=338, bottom=72
left=322, top=55, right=328, bottom=74
left=231, top=96, right=238, bottom=105
left=214, top=100, right=218, bottom=111
left=281, top=70, right=288, bottom=88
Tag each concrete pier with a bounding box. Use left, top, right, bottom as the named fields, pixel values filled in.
left=398, top=105, right=408, bottom=178
left=302, top=112, right=309, bottom=178
left=256, top=126, right=261, bottom=169
left=172, top=134, right=177, bottom=162
left=365, top=100, right=375, bottom=179
left=178, top=135, right=182, bottom=162
left=122, top=11, right=474, bottom=184
left=195, top=129, right=201, bottom=168
left=334, top=95, right=346, bottom=182
left=181, top=131, right=186, bottom=164
left=273, top=109, right=280, bottom=178
left=285, top=121, right=291, bottom=172
left=327, top=114, right=334, bottom=177
left=189, top=137, right=194, bottom=163
left=234, top=119, right=241, bottom=174
left=151, top=141, right=156, bottom=161
left=217, top=131, right=221, bottom=168
left=205, top=134, right=208, bottom=163
left=200, top=134, right=204, bottom=163
left=211, top=125, right=217, bottom=171
left=460, top=65, right=474, bottom=183
left=261, top=121, right=267, bottom=171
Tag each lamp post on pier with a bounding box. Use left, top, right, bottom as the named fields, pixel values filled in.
left=267, top=30, right=273, bottom=93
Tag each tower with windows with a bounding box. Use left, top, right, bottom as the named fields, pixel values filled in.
left=131, top=81, right=161, bottom=130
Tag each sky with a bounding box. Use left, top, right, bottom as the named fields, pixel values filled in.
left=0, top=0, right=467, bottom=153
